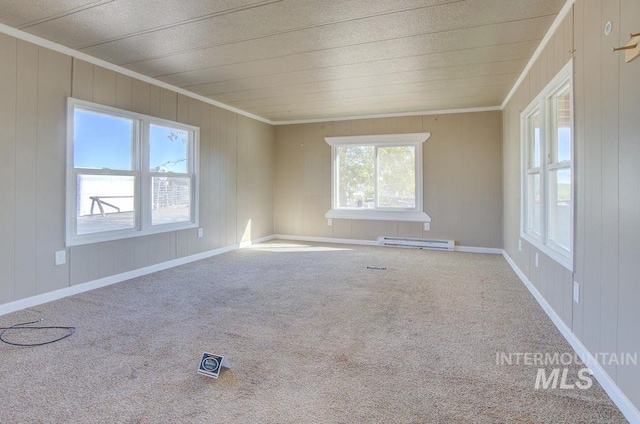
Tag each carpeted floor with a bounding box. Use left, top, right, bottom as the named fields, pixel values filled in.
left=0, top=240, right=627, bottom=423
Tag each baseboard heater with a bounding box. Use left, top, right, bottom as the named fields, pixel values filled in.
left=376, top=236, right=455, bottom=251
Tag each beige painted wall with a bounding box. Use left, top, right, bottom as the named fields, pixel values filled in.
left=0, top=34, right=275, bottom=304
left=275, top=111, right=503, bottom=248
left=502, top=1, right=575, bottom=328
left=502, top=0, right=640, bottom=409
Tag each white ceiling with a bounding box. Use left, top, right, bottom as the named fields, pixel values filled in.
left=0, top=0, right=566, bottom=122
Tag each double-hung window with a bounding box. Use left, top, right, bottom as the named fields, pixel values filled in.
left=325, top=133, right=431, bottom=222
left=524, top=109, right=542, bottom=236
left=66, top=98, right=199, bottom=246
left=521, top=61, right=573, bottom=270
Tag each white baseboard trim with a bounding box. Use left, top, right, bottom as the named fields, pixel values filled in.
left=0, top=234, right=276, bottom=317
left=503, top=251, right=640, bottom=424
left=455, top=246, right=503, bottom=254
left=239, top=234, right=275, bottom=249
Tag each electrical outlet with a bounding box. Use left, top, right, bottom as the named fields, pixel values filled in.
left=55, top=250, right=66, bottom=266
left=327, top=219, right=332, bottom=226
left=535, top=252, right=539, bottom=268
left=423, top=222, right=430, bottom=231
left=518, top=239, right=522, bottom=251
left=573, top=281, right=580, bottom=304
left=197, top=228, right=204, bottom=238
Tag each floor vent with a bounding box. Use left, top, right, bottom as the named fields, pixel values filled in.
left=377, top=236, right=455, bottom=251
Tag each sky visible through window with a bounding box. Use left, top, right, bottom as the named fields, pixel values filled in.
left=74, top=109, right=132, bottom=170
left=150, top=124, right=188, bottom=173
left=557, top=128, right=571, bottom=164
left=533, top=127, right=571, bottom=185
left=74, top=109, right=188, bottom=172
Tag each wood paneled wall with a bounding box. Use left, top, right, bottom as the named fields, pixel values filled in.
left=502, top=4, right=575, bottom=328
left=275, top=111, right=503, bottom=248
left=0, top=34, right=275, bottom=304
left=502, top=0, right=640, bottom=409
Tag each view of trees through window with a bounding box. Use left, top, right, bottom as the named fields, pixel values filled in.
left=336, top=145, right=416, bottom=209
left=337, top=145, right=374, bottom=208
left=378, top=146, right=416, bottom=208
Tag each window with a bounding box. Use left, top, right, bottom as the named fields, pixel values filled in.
left=521, top=61, right=573, bottom=270
left=66, top=98, right=199, bottom=246
left=325, top=133, right=431, bottom=222
left=525, top=109, right=541, bottom=236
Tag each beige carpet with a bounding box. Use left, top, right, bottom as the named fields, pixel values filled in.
left=0, top=240, right=627, bottom=423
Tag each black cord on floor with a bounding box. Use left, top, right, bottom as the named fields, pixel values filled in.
left=0, top=319, right=76, bottom=347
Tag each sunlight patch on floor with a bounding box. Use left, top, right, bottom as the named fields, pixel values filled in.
left=248, top=242, right=351, bottom=253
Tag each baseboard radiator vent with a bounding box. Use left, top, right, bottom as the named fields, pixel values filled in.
left=376, top=236, right=455, bottom=251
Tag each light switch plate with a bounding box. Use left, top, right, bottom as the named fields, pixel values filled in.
left=197, top=228, right=204, bottom=238
left=573, top=281, right=580, bottom=304
left=327, top=219, right=332, bottom=226
left=535, top=253, right=539, bottom=267
left=423, top=222, right=430, bottom=231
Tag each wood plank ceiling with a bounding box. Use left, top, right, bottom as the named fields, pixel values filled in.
left=0, top=0, right=566, bottom=122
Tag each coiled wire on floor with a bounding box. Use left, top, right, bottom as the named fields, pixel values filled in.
left=0, top=319, right=76, bottom=347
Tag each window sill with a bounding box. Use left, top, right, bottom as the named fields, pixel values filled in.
left=66, top=221, right=198, bottom=247
left=325, top=209, right=431, bottom=222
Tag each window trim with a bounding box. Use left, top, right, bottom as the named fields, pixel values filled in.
left=325, top=133, right=431, bottom=222
left=520, top=60, right=574, bottom=271
left=524, top=108, right=541, bottom=237
left=66, top=97, right=199, bottom=247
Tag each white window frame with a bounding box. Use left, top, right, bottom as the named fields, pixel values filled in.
left=66, top=98, right=199, bottom=246
left=520, top=60, right=574, bottom=271
left=524, top=107, right=542, bottom=237
left=325, top=133, right=431, bottom=222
